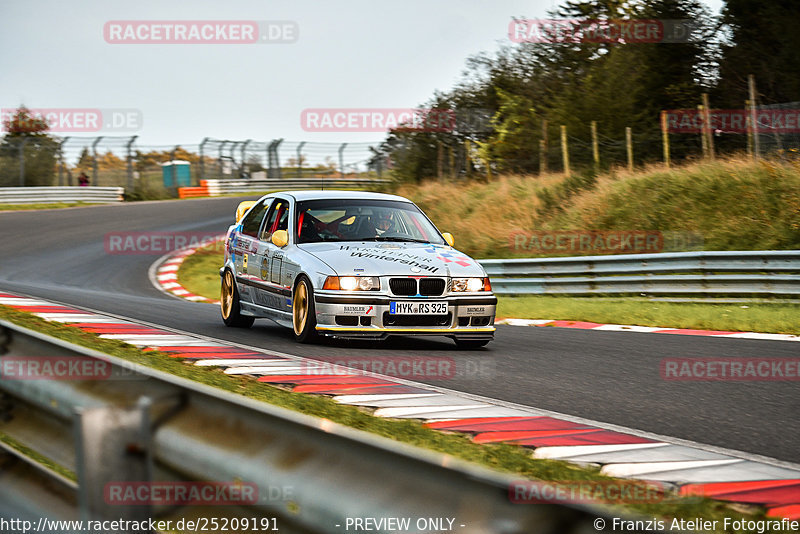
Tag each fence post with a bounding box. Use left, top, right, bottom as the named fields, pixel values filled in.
left=448, top=145, right=455, bottom=180
left=338, top=143, right=347, bottom=178
left=464, top=140, right=472, bottom=176
left=590, top=120, right=599, bottom=172
left=58, top=137, right=69, bottom=186
left=437, top=141, right=443, bottom=179
left=240, top=139, right=251, bottom=177
left=625, top=127, right=633, bottom=172
left=748, top=74, right=760, bottom=159
left=126, top=135, right=137, bottom=190
left=274, top=139, right=284, bottom=179
left=702, top=93, right=714, bottom=160
left=170, top=146, right=178, bottom=193
left=660, top=111, right=670, bottom=169
left=199, top=137, right=209, bottom=183
left=92, top=136, right=103, bottom=186
left=18, top=137, right=29, bottom=186
left=560, top=125, right=570, bottom=177
left=296, top=141, right=306, bottom=178
left=541, top=120, right=548, bottom=174
left=228, top=142, right=239, bottom=176
left=218, top=141, right=229, bottom=178
left=698, top=105, right=708, bottom=157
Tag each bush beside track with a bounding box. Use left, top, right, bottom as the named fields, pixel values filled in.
left=392, top=157, right=800, bottom=259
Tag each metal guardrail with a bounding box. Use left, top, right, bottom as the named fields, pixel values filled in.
left=479, top=250, right=800, bottom=296
left=0, top=320, right=628, bottom=534
left=202, top=178, right=389, bottom=196
left=0, top=186, right=124, bottom=204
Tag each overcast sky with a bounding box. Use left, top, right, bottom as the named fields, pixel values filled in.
left=1, top=0, right=724, bottom=151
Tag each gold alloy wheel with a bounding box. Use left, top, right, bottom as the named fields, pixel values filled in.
left=221, top=271, right=234, bottom=319
left=293, top=281, right=308, bottom=336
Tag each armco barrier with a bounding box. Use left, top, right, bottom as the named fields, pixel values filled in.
left=0, top=186, right=124, bottom=204
left=0, top=320, right=639, bottom=533
left=181, top=177, right=389, bottom=197
left=479, top=250, right=800, bottom=296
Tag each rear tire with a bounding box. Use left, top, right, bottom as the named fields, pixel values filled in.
left=221, top=269, right=255, bottom=328
left=292, top=276, right=318, bottom=344
left=454, top=339, right=491, bottom=350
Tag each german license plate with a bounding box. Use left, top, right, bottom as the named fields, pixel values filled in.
left=390, top=301, right=448, bottom=315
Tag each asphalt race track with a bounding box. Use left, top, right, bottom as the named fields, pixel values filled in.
left=0, top=199, right=797, bottom=463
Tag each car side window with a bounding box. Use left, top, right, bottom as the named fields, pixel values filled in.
left=260, top=199, right=289, bottom=242
left=241, top=198, right=272, bottom=238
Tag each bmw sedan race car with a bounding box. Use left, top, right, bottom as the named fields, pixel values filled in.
left=219, top=190, right=496, bottom=348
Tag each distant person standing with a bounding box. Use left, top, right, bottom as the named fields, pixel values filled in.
left=78, top=172, right=90, bottom=186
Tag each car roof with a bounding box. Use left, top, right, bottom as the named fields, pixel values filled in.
left=270, top=190, right=413, bottom=203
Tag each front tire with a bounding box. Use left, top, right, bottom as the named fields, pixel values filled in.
left=292, top=276, right=318, bottom=343
left=221, top=269, right=254, bottom=328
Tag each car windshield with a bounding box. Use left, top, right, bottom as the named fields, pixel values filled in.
left=295, top=199, right=446, bottom=245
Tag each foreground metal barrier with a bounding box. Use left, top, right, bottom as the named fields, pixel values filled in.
left=0, top=320, right=636, bottom=534
left=479, top=250, right=800, bottom=296
left=0, top=186, right=124, bottom=204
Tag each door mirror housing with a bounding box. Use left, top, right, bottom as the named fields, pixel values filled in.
left=236, top=201, right=257, bottom=222
left=271, top=230, right=289, bottom=248
left=441, top=232, right=455, bottom=247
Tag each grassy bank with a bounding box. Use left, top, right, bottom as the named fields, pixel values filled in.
left=394, top=157, right=800, bottom=259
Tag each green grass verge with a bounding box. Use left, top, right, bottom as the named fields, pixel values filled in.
left=0, top=202, right=85, bottom=211
left=0, top=304, right=773, bottom=530
left=176, top=242, right=800, bottom=335
left=498, top=296, right=800, bottom=335
left=176, top=240, right=225, bottom=300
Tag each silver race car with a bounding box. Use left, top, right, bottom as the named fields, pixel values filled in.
left=220, top=190, right=496, bottom=348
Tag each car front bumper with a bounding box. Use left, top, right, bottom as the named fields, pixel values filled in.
left=313, top=292, right=497, bottom=340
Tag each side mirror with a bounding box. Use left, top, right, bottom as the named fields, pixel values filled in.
left=235, top=200, right=257, bottom=222
left=271, top=230, right=289, bottom=248
left=442, top=232, right=455, bottom=247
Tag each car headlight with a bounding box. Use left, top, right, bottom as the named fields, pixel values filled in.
left=451, top=277, right=490, bottom=292
left=323, top=276, right=380, bottom=291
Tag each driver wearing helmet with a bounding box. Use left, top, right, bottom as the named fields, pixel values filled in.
left=373, top=210, right=394, bottom=236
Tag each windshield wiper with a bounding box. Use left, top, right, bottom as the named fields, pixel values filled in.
left=362, top=236, right=431, bottom=244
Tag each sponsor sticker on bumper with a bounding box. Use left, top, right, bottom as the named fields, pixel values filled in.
left=463, top=305, right=488, bottom=316
left=340, top=304, right=377, bottom=316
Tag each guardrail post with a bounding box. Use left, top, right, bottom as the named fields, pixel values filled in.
left=75, top=397, right=154, bottom=523
left=199, top=137, right=209, bottom=183
left=296, top=141, right=306, bottom=178
left=91, top=136, right=103, bottom=186
left=126, top=135, right=137, bottom=190
left=338, top=142, right=347, bottom=178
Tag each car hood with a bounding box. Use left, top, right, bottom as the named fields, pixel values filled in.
left=298, top=242, right=485, bottom=277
